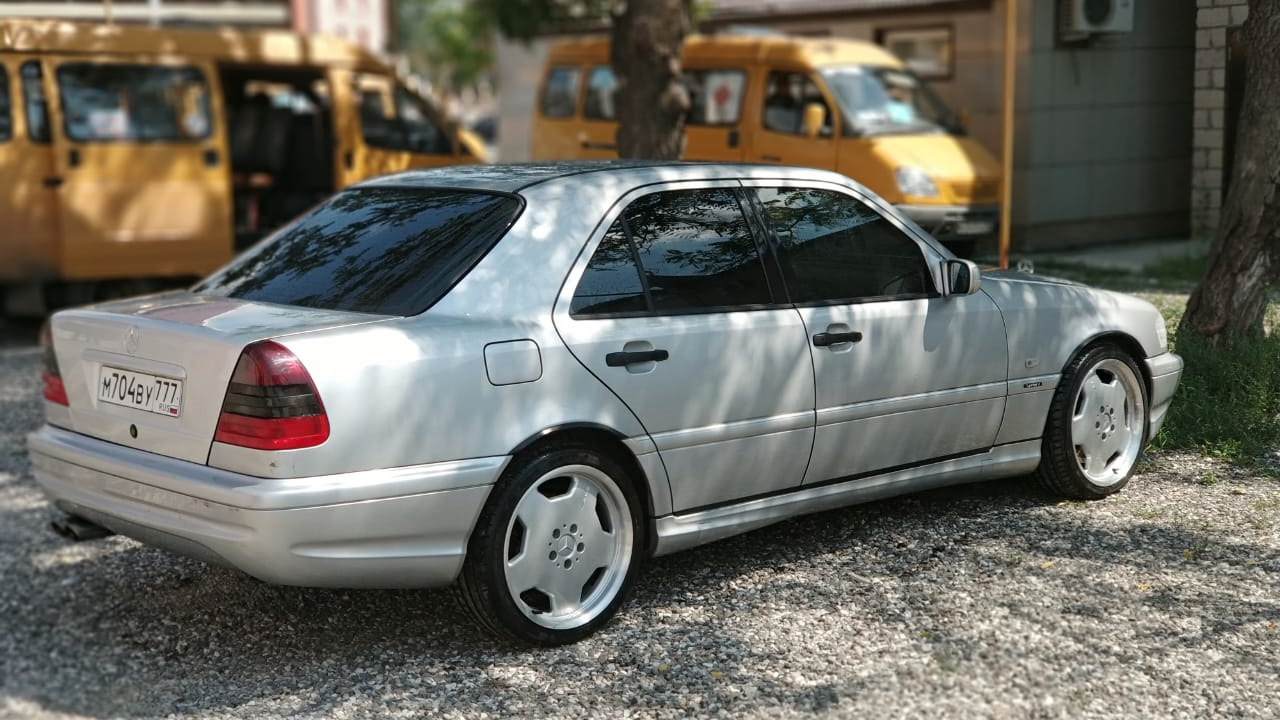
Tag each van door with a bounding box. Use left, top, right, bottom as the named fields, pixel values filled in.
left=682, top=68, right=748, bottom=162
left=44, top=57, right=233, bottom=282
left=336, top=71, right=459, bottom=185
left=0, top=58, right=60, bottom=285
left=749, top=69, right=839, bottom=170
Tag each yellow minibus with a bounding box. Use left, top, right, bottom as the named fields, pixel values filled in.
left=0, top=19, right=484, bottom=313
left=533, top=34, right=1001, bottom=256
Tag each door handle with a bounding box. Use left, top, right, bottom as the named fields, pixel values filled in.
left=727, top=130, right=740, bottom=148
left=812, top=331, right=862, bottom=347
left=581, top=139, right=618, bottom=151
left=68, top=148, right=81, bottom=168
left=761, top=154, right=782, bottom=162
left=204, top=149, right=220, bottom=166
left=343, top=150, right=354, bottom=170
left=43, top=176, right=63, bottom=188
left=605, top=349, right=669, bottom=367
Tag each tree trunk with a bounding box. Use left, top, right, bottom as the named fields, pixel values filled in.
left=1181, top=1, right=1280, bottom=344
left=610, top=0, right=691, bottom=159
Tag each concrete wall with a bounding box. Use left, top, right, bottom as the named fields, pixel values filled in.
left=1015, top=0, right=1195, bottom=248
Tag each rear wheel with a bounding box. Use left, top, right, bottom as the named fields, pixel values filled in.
left=1037, top=344, right=1148, bottom=499
left=456, top=445, right=642, bottom=645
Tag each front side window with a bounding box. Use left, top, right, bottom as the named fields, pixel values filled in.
left=684, top=69, right=745, bottom=126
left=0, top=67, right=10, bottom=141
left=754, top=187, right=932, bottom=302
left=357, top=76, right=449, bottom=154
left=761, top=71, right=833, bottom=136
left=57, top=63, right=211, bottom=142
left=540, top=66, right=580, bottom=118
left=196, top=188, right=523, bottom=316
left=584, top=66, right=616, bottom=120
left=21, top=62, right=48, bottom=143
left=571, top=188, right=772, bottom=317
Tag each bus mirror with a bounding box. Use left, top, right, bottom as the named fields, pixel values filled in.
left=802, top=102, right=825, bottom=139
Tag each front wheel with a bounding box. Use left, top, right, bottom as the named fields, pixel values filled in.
left=1037, top=344, right=1148, bottom=499
left=455, top=445, right=642, bottom=645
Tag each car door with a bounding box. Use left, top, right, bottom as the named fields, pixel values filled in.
left=44, top=57, right=233, bottom=281
left=749, top=69, right=839, bottom=170
left=554, top=182, right=816, bottom=512
left=744, top=181, right=1008, bottom=484
left=0, top=58, right=60, bottom=286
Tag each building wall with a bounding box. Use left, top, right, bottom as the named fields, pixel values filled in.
left=1017, top=0, right=1195, bottom=248
left=306, top=0, right=387, bottom=54
left=1190, top=0, right=1247, bottom=237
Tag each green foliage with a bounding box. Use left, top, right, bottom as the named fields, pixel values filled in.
left=476, top=0, right=619, bottom=41
left=398, top=0, right=496, bottom=90
left=1154, top=323, right=1280, bottom=462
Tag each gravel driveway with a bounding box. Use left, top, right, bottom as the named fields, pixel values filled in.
left=2, top=321, right=1278, bottom=720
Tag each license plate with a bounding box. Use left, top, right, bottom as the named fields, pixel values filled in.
left=956, top=220, right=995, bottom=236
left=97, top=366, right=183, bottom=417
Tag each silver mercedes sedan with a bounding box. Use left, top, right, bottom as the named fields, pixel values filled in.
left=29, top=162, right=1183, bottom=645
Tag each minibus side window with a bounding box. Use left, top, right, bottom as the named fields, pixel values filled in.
left=584, top=66, right=616, bottom=120
left=540, top=66, right=579, bottom=119
left=20, top=62, right=49, bottom=143
left=356, top=76, right=449, bottom=154
left=684, top=69, right=745, bottom=126
left=57, top=64, right=211, bottom=142
left=0, top=67, right=10, bottom=141
left=762, top=71, right=833, bottom=137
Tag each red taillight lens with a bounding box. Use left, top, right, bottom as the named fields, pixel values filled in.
left=214, top=341, right=329, bottom=451
left=40, top=321, right=68, bottom=406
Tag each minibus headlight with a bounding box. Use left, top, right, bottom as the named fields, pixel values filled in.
left=895, top=166, right=939, bottom=198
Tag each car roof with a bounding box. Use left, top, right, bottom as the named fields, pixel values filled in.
left=355, top=160, right=850, bottom=194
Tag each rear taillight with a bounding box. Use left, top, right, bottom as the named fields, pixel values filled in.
left=214, top=341, right=329, bottom=451
left=40, top=321, right=68, bottom=406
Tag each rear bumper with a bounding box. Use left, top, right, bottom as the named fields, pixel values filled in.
left=897, top=203, right=999, bottom=241
left=1145, top=351, right=1184, bottom=440
left=27, top=425, right=505, bottom=588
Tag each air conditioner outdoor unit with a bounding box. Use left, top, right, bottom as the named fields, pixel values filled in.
left=1060, top=0, right=1136, bottom=38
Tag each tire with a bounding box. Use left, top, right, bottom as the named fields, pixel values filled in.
left=1036, top=344, right=1148, bottom=500
left=455, top=444, right=643, bottom=645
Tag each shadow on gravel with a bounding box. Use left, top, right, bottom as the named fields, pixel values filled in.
left=4, top=469, right=1277, bottom=718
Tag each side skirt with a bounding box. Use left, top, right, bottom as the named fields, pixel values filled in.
left=651, top=439, right=1042, bottom=557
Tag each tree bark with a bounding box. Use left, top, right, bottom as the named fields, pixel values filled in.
left=610, top=0, right=691, bottom=159
left=1182, top=0, right=1280, bottom=344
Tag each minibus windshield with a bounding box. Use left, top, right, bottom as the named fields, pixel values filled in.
left=821, top=66, right=957, bottom=137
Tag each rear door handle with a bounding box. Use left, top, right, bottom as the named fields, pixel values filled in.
left=43, top=176, right=63, bottom=188
left=606, top=349, right=669, bottom=366
left=812, top=331, right=862, bottom=347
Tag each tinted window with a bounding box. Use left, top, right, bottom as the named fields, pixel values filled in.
left=572, top=188, right=770, bottom=316
left=684, top=69, right=745, bottom=126
left=541, top=66, right=579, bottom=118
left=583, top=66, right=616, bottom=121
left=21, top=62, right=48, bottom=143
left=196, top=189, right=522, bottom=316
left=755, top=188, right=931, bottom=302
left=570, top=221, right=647, bottom=316
left=57, top=63, right=211, bottom=141
left=0, top=67, right=10, bottom=141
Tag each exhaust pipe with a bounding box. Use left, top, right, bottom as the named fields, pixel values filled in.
left=51, top=514, right=116, bottom=542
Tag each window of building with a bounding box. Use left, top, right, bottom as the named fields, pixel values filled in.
left=754, top=187, right=932, bottom=302
left=875, top=26, right=954, bottom=80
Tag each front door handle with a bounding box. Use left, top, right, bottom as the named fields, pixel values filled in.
left=43, top=176, right=63, bottom=188
left=812, top=331, right=862, bottom=347
left=606, top=349, right=669, bottom=367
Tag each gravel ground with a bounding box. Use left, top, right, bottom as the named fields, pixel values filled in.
left=1, top=320, right=1278, bottom=720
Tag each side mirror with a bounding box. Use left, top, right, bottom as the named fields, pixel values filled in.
left=802, top=102, right=826, bottom=139
left=944, top=259, right=982, bottom=296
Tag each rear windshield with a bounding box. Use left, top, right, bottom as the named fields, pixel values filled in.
left=196, top=187, right=522, bottom=315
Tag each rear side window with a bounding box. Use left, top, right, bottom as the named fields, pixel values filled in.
left=196, top=188, right=523, bottom=316
left=584, top=66, right=616, bottom=120
left=0, top=67, right=10, bottom=141
left=21, top=62, right=48, bottom=143
left=684, top=69, right=745, bottom=125
left=541, top=66, right=580, bottom=118
left=57, top=63, right=211, bottom=142
left=754, top=187, right=932, bottom=302
left=571, top=188, right=772, bottom=317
